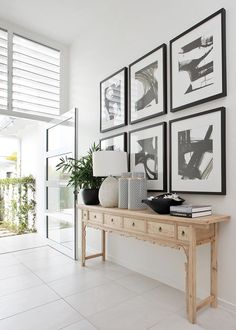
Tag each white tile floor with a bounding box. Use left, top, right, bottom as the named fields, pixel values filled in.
left=0, top=236, right=236, bottom=329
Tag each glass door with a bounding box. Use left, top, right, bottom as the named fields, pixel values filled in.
left=45, top=108, right=78, bottom=259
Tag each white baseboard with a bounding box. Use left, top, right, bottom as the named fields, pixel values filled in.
left=219, top=298, right=236, bottom=313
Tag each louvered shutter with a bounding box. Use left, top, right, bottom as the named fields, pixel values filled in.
left=12, top=34, right=60, bottom=116
left=0, top=29, right=8, bottom=110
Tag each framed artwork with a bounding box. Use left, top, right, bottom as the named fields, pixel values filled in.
left=129, top=122, right=167, bottom=192
left=129, top=44, right=167, bottom=124
left=170, top=107, right=226, bottom=195
left=100, top=67, right=127, bottom=132
left=100, top=132, right=127, bottom=151
left=170, top=8, right=226, bottom=112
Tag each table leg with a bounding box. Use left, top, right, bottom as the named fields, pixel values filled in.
left=187, top=226, right=197, bottom=324
left=185, top=261, right=189, bottom=316
left=102, top=230, right=106, bottom=261
left=81, top=222, right=86, bottom=267
left=211, top=223, right=218, bottom=307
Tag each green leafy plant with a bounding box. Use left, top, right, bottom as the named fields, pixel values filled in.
left=0, top=175, right=36, bottom=234
left=56, top=143, right=103, bottom=192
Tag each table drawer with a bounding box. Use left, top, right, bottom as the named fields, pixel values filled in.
left=89, top=211, right=103, bottom=223
left=124, top=218, right=146, bottom=233
left=82, top=210, right=88, bottom=220
left=178, top=226, right=190, bottom=241
left=104, top=214, right=123, bottom=228
left=148, top=222, right=175, bottom=238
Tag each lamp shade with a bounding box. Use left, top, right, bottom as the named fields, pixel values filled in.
left=93, top=151, right=127, bottom=177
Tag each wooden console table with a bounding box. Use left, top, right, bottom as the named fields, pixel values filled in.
left=78, top=204, right=229, bottom=324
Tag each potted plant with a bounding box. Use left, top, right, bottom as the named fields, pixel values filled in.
left=56, top=143, right=103, bottom=205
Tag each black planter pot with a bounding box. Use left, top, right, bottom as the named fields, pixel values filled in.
left=81, top=188, right=99, bottom=205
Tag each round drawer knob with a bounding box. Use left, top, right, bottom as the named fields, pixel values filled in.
left=132, top=222, right=135, bottom=227
left=94, top=215, right=96, bottom=219
left=159, top=227, right=162, bottom=232
left=111, top=218, right=114, bottom=222
left=181, top=230, right=185, bottom=236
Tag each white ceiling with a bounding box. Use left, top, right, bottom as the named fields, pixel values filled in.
left=0, top=0, right=85, bottom=44
left=0, top=0, right=126, bottom=45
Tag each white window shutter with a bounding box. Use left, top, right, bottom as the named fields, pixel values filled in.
left=0, top=29, right=8, bottom=111
left=12, top=34, right=60, bottom=116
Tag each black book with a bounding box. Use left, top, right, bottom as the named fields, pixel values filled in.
left=170, top=210, right=212, bottom=218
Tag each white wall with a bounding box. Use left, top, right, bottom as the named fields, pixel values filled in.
left=69, top=0, right=236, bottom=307
left=20, top=122, right=47, bottom=235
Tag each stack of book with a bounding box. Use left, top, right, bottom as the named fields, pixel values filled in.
left=170, top=205, right=212, bottom=218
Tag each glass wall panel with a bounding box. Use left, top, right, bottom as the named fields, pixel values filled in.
left=47, top=153, right=72, bottom=181
left=47, top=119, right=73, bottom=152
left=47, top=186, right=74, bottom=213
left=46, top=109, right=77, bottom=259
left=47, top=215, right=74, bottom=250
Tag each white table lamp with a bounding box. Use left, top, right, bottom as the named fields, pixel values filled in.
left=93, top=151, right=128, bottom=207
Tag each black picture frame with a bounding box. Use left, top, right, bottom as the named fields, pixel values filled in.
left=170, top=8, right=227, bottom=112
left=100, top=132, right=127, bottom=151
left=129, top=122, right=167, bottom=192
left=129, top=44, right=167, bottom=124
left=169, top=107, right=226, bottom=195
left=100, top=67, right=128, bottom=133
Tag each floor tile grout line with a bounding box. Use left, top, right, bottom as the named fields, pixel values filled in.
left=56, top=280, right=140, bottom=319
left=14, top=254, right=78, bottom=272
left=0, top=297, right=61, bottom=322
left=0, top=244, right=48, bottom=256
left=85, top=292, right=178, bottom=330
left=61, top=277, right=138, bottom=300
left=85, top=291, right=146, bottom=320
left=113, top=277, right=163, bottom=296
left=0, top=266, right=53, bottom=299
left=21, top=260, right=86, bottom=317
left=58, top=318, right=98, bottom=330
left=145, top=310, right=180, bottom=330
left=0, top=280, right=45, bottom=299
left=24, top=260, right=136, bottom=292
left=0, top=264, right=34, bottom=282
left=56, top=279, right=114, bottom=299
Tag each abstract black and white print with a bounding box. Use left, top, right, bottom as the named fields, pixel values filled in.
left=178, top=125, right=213, bottom=180
left=129, top=122, right=167, bottom=192
left=100, top=133, right=126, bottom=152
left=135, top=61, right=158, bottom=111
left=170, top=107, right=226, bottom=194
left=100, top=68, right=127, bottom=132
left=104, top=145, right=115, bottom=151
left=135, top=136, right=158, bottom=180
left=104, top=80, right=122, bottom=121
left=170, top=9, right=226, bottom=112
left=178, top=35, right=213, bottom=95
left=129, top=44, right=167, bottom=124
